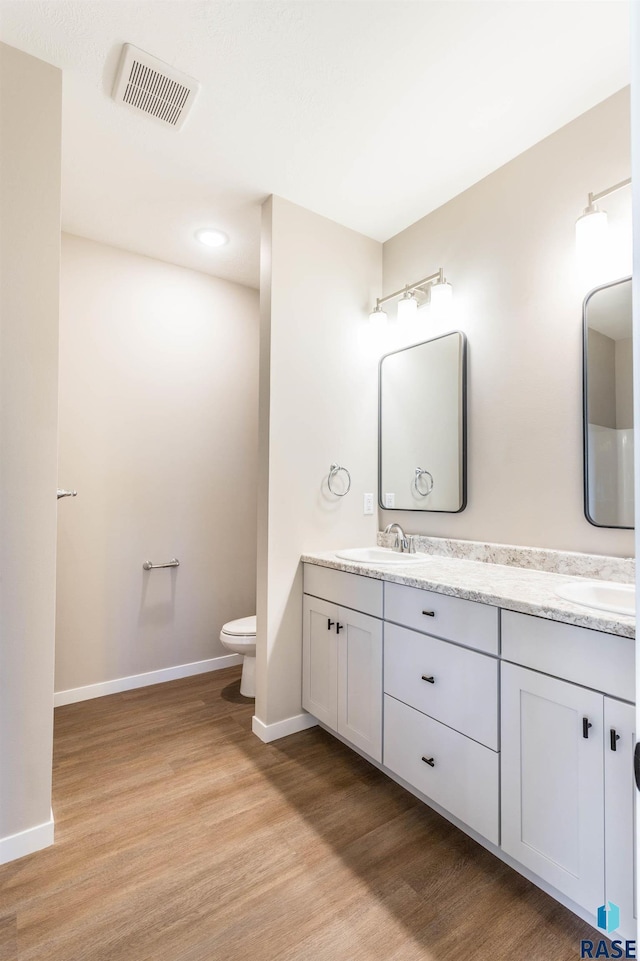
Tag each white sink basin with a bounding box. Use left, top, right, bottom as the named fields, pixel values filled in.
left=554, top=580, right=635, bottom=617
left=334, top=547, right=428, bottom=566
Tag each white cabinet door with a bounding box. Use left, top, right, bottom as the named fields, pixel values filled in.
left=302, top=596, right=382, bottom=761
left=604, top=696, right=636, bottom=941
left=337, top=607, right=382, bottom=762
left=501, top=662, right=605, bottom=913
left=302, top=595, right=339, bottom=730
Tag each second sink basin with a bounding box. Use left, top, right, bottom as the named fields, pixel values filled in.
left=554, top=580, right=635, bottom=617
left=334, top=547, right=428, bottom=566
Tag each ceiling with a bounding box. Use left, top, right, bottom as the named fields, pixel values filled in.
left=0, top=1, right=630, bottom=290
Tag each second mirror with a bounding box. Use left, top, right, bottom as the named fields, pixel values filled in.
left=379, top=331, right=467, bottom=512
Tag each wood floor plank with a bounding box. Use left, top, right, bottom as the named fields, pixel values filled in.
left=0, top=915, right=17, bottom=961
left=0, top=667, right=596, bottom=961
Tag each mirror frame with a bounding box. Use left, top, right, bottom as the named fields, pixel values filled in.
left=378, top=330, right=468, bottom=513
left=582, top=275, right=633, bottom=530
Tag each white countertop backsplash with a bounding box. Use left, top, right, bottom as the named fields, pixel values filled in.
left=302, top=536, right=635, bottom=639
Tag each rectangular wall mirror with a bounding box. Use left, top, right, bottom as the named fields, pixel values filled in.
left=583, top=276, right=633, bottom=529
left=379, top=331, right=467, bottom=512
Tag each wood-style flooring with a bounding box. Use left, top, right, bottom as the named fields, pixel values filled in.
left=0, top=667, right=592, bottom=961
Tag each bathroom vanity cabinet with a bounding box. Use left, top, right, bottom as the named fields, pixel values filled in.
left=302, top=565, right=383, bottom=761
left=500, top=612, right=636, bottom=938
left=301, top=560, right=636, bottom=938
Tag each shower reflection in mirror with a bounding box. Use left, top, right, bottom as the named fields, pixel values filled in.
left=583, top=276, right=633, bottom=528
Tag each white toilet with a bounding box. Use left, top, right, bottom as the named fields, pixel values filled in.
left=219, top=615, right=256, bottom=698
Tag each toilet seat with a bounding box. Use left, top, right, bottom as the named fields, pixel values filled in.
left=221, top=615, right=256, bottom=637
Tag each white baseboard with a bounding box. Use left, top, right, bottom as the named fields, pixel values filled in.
left=0, top=810, right=54, bottom=865
left=252, top=712, right=318, bottom=743
left=54, top=654, right=243, bottom=707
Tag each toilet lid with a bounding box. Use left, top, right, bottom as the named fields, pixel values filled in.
left=222, top=615, right=256, bottom=637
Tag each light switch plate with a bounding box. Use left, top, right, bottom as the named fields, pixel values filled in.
left=363, top=493, right=374, bottom=515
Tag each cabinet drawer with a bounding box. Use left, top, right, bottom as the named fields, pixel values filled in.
left=501, top=610, right=634, bottom=702
left=304, top=564, right=383, bottom=618
left=384, top=695, right=499, bottom=844
left=384, top=623, right=498, bottom=750
left=384, top=582, right=499, bottom=655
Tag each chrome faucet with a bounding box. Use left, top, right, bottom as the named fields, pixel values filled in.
left=384, top=523, right=409, bottom=553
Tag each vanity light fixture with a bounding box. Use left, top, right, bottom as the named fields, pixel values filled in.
left=575, top=177, right=631, bottom=277
left=195, top=227, right=229, bottom=248
left=371, top=268, right=453, bottom=323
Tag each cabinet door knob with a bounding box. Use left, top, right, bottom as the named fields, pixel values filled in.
left=610, top=729, right=621, bottom=752
left=421, top=756, right=435, bottom=767
left=422, top=610, right=436, bottom=617
left=327, top=619, right=335, bottom=630
left=421, top=675, right=435, bottom=684
left=336, top=623, right=344, bottom=634
left=582, top=717, right=593, bottom=739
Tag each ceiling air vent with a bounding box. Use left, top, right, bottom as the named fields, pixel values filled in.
left=112, top=44, right=200, bottom=130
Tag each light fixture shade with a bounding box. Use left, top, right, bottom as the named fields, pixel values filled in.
left=369, top=305, right=388, bottom=326
left=575, top=207, right=608, bottom=284
left=397, top=292, right=418, bottom=322
left=430, top=280, right=453, bottom=318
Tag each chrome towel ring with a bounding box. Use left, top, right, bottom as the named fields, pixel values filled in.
left=328, top=463, right=351, bottom=497
left=414, top=468, right=434, bottom=497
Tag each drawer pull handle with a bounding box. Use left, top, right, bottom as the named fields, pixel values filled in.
left=336, top=623, right=344, bottom=634
left=422, top=610, right=436, bottom=617
left=583, top=717, right=593, bottom=739
left=421, top=675, right=435, bottom=684
left=610, top=728, right=621, bottom=752
left=421, top=756, right=435, bottom=767
left=327, top=619, right=335, bottom=630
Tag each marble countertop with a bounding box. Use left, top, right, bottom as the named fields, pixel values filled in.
left=301, top=550, right=636, bottom=639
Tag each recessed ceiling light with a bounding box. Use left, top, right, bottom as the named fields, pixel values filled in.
left=195, top=228, right=229, bottom=248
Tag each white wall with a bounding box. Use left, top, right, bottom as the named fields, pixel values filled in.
left=382, top=88, right=633, bottom=556
left=256, top=197, right=382, bottom=727
left=0, top=43, right=61, bottom=858
left=56, top=235, right=259, bottom=695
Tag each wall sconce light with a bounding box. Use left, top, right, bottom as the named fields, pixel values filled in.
left=575, top=177, right=631, bottom=282
left=369, top=301, right=388, bottom=325
left=371, top=268, right=453, bottom=324
left=430, top=276, right=453, bottom=318
left=397, top=289, right=419, bottom=322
